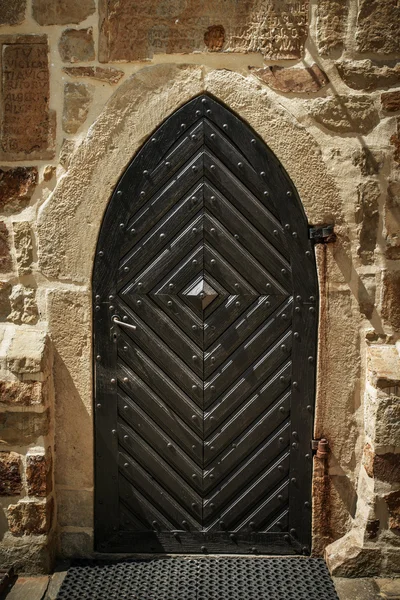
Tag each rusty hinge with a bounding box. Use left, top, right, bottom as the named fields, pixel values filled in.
left=311, top=438, right=330, bottom=459
left=309, top=224, right=336, bottom=244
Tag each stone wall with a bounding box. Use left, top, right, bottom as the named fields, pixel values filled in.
left=0, top=0, right=398, bottom=575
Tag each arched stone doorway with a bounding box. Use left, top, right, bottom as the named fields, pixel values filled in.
left=92, top=94, right=319, bottom=554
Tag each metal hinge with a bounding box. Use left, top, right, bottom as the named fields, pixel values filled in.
left=311, top=438, right=330, bottom=459
left=309, top=224, right=336, bottom=244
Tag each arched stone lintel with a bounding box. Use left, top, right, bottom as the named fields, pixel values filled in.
left=37, top=63, right=340, bottom=285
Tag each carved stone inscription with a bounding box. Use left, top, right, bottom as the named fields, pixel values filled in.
left=99, top=0, right=309, bottom=62
left=0, top=36, right=54, bottom=160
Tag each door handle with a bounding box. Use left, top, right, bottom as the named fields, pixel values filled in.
left=112, top=316, right=137, bottom=331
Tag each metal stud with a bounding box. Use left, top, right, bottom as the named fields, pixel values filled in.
left=131, top=228, right=136, bottom=234
left=167, top=301, right=173, bottom=307
left=111, top=378, right=116, bottom=383
left=308, top=356, right=314, bottom=363
left=96, top=403, right=101, bottom=408
left=124, top=435, right=128, bottom=440
left=292, top=232, right=298, bottom=238
left=237, top=162, right=243, bottom=168
left=287, top=191, right=292, bottom=197
left=210, top=227, right=216, bottom=233
left=210, top=385, right=216, bottom=392
left=310, top=295, right=315, bottom=302
left=223, top=124, right=228, bottom=129
left=123, top=346, right=128, bottom=351
left=140, top=191, right=145, bottom=196
left=273, top=229, right=278, bottom=236
left=96, top=355, right=101, bottom=361
left=264, top=190, right=269, bottom=197
left=143, top=170, right=148, bottom=175
left=281, top=313, right=287, bottom=319
left=210, top=259, right=216, bottom=265
left=281, top=344, right=287, bottom=351
left=192, top=384, right=197, bottom=390
left=167, top=443, right=173, bottom=449
left=192, top=165, right=198, bottom=172
left=192, top=355, right=197, bottom=361
left=181, top=123, right=186, bottom=129
left=119, top=222, right=124, bottom=229
left=196, top=110, right=201, bottom=116
left=123, top=315, right=128, bottom=322
left=95, top=305, right=100, bottom=311
left=251, top=138, right=256, bottom=144
left=123, top=377, right=128, bottom=383
left=309, top=306, right=315, bottom=313
left=159, top=233, right=165, bottom=239
left=136, top=300, right=142, bottom=306
left=279, top=437, right=284, bottom=444
left=210, top=133, right=215, bottom=139
left=124, top=266, right=129, bottom=272
left=192, top=259, right=198, bottom=265
left=98, top=250, right=104, bottom=257
left=116, top=190, right=122, bottom=197
left=281, top=268, right=287, bottom=275
left=293, top=381, right=298, bottom=388
left=210, top=164, right=215, bottom=170
left=280, top=376, right=285, bottom=383
left=192, top=324, right=197, bottom=331
left=306, top=250, right=311, bottom=257
left=191, top=134, right=197, bottom=141
left=169, top=283, right=174, bottom=289
left=109, top=305, right=114, bottom=310
left=285, top=224, right=290, bottom=230
left=291, top=478, right=297, bottom=484
left=260, top=171, right=265, bottom=176
left=278, top=495, right=283, bottom=501
left=294, top=332, right=299, bottom=338
left=279, top=406, right=285, bottom=413
left=206, top=110, right=212, bottom=115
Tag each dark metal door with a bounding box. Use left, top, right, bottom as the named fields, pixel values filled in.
left=93, top=95, right=318, bottom=555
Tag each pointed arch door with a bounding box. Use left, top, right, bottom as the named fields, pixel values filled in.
left=93, top=95, right=318, bottom=555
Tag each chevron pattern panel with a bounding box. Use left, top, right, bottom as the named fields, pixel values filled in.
left=93, top=95, right=318, bottom=555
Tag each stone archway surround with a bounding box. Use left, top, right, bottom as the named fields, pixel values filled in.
left=34, top=64, right=390, bottom=573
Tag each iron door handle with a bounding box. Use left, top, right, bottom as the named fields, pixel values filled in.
left=112, top=316, right=137, bottom=331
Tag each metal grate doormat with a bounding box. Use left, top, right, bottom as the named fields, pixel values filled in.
left=56, top=557, right=339, bottom=600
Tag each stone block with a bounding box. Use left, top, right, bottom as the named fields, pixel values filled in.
left=376, top=577, right=400, bottom=595
left=333, top=578, right=379, bottom=600
left=0, top=380, right=45, bottom=406
left=367, top=345, right=400, bottom=389
left=352, top=148, right=384, bottom=176
left=8, top=285, right=38, bottom=325
left=336, top=60, right=400, bottom=92
left=99, top=0, right=309, bottom=61
left=382, top=272, right=400, bottom=332
left=63, top=66, right=125, bottom=85
left=0, top=452, right=22, bottom=496
left=5, top=577, right=50, bottom=600
left=0, top=410, right=49, bottom=445
left=308, top=95, right=379, bottom=134
left=316, top=0, right=348, bottom=55
left=382, top=92, right=400, bottom=113
left=0, top=282, right=11, bottom=320
left=374, top=394, right=400, bottom=450
left=32, top=0, right=95, bottom=25
left=57, top=489, right=92, bottom=527
left=385, top=180, right=400, bottom=260
left=7, top=498, right=53, bottom=535
left=7, top=329, right=50, bottom=376
left=26, top=451, right=52, bottom=497
left=59, top=530, right=93, bottom=557
left=59, top=139, right=76, bottom=170
left=0, top=222, right=12, bottom=273
left=385, top=491, right=400, bottom=532
left=0, top=0, right=26, bottom=25
left=384, top=551, right=400, bottom=576
left=47, top=290, right=92, bottom=489
left=62, top=82, right=93, bottom=134
left=355, top=181, right=380, bottom=265
left=363, top=444, right=400, bottom=484
left=13, top=222, right=33, bottom=276
left=391, top=119, right=400, bottom=165
left=0, top=537, right=54, bottom=575
left=0, top=167, right=38, bottom=213
left=250, top=64, right=329, bottom=94
left=0, top=35, right=55, bottom=161
left=325, top=533, right=383, bottom=576
left=356, top=0, right=400, bottom=55
left=59, top=28, right=95, bottom=63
